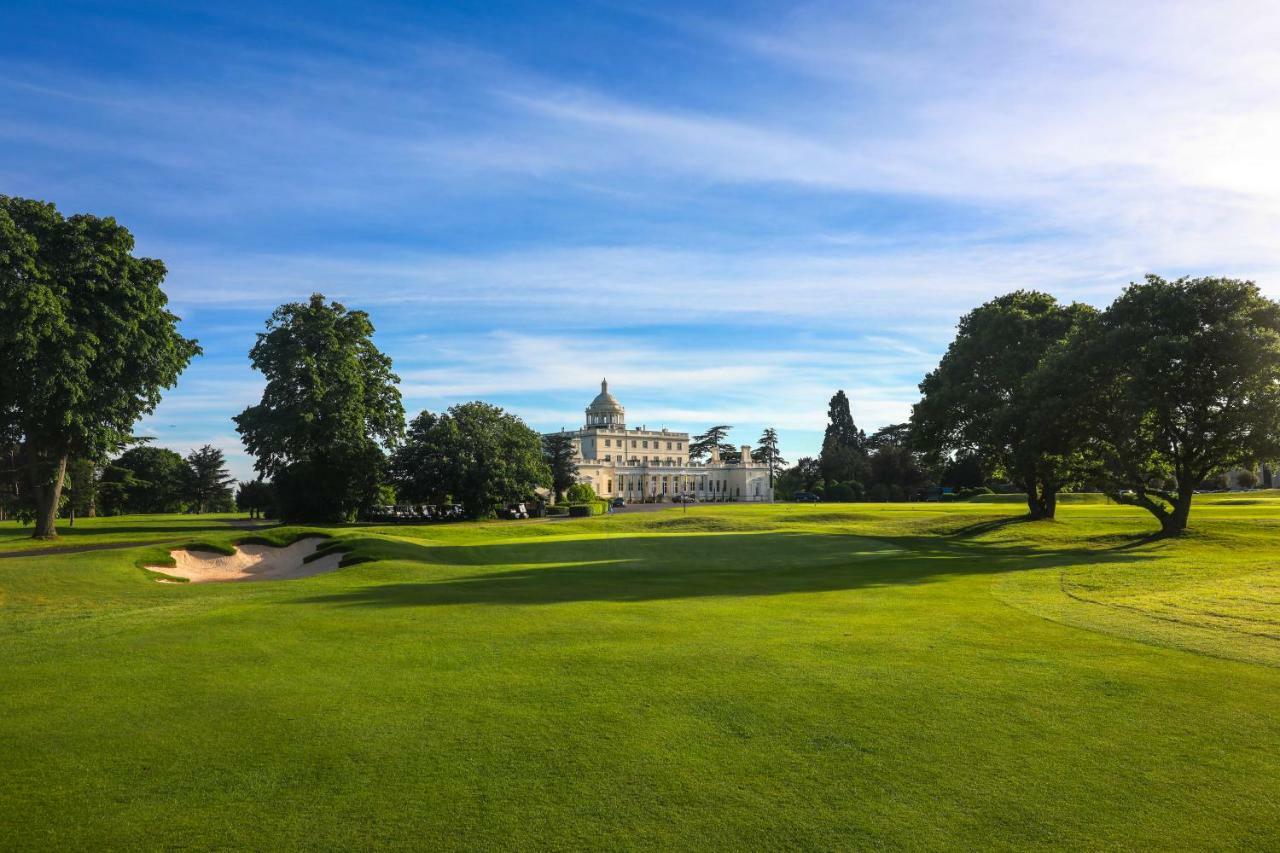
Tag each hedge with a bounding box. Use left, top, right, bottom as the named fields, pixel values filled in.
left=566, top=499, right=610, bottom=517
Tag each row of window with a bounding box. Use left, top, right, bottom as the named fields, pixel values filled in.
left=603, top=455, right=686, bottom=466
left=602, top=438, right=682, bottom=450
left=609, top=475, right=737, bottom=495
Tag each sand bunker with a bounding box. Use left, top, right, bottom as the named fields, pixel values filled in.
left=150, top=537, right=343, bottom=583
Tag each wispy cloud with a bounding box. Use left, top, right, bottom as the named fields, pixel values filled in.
left=4, top=0, right=1278, bottom=478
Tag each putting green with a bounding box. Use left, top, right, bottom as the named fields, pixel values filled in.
left=1, top=499, right=1277, bottom=849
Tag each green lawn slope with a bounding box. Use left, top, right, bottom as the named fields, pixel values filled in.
left=1, top=502, right=1277, bottom=849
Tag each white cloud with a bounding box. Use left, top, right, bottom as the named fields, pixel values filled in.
left=9, top=0, right=1280, bottom=476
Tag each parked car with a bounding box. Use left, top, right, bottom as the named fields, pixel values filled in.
left=611, top=497, right=626, bottom=508
left=792, top=491, right=821, bottom=503
left=672, top=494, right=696, bottom=503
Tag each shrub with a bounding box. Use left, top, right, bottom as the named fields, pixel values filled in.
left=565, top=483, right=596, bottom=504
left=828, top=482, right=860, bottom=502
left=567, top=499, right=609, bottom=517
left=1237, top=470, right=1259, bottom=489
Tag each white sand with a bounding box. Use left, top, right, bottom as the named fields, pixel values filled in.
left=149, top=537, right=344, bottom=583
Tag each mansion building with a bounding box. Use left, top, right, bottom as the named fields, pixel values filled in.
left=548, top=380, right=774, bottom=503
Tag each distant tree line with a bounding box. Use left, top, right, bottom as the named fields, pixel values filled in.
left=775, top=393, right=932, bottom=503
left=0, top=442, right=241, bottom=523
left=97, top=444, right=237, bottom=515
left=7, top=198, right=1277, bottom=538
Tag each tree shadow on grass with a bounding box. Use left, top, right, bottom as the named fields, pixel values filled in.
left=946, top=515, right=1041, bottom=539
left=0, top=521, right=271, bottom=540
left=291, top=530, right=1155, bottom=609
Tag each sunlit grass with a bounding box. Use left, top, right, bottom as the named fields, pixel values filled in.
left=1, top=500, right=1277, bottom=848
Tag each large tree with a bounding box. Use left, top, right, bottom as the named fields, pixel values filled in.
left=541, top=432, right=580, bottom=503
left=0, top=197, right=200, bottom=537
left=911, top=291, right=1091, bottom=519
left=391, top=403, right=550, bottom=518
left=819, top=390, right=867, bottom=492
left=390, top=411, right=454, bottom=507
left=65, top=457, right=101, bottom=520
left=751, top=427, right=787, bottom=487
left=235, top=480, right=274, bottom=520
left=234, top=294, right=404, bottom=522
left=865, top=423, right=931, bottom=500
left=183, top=445, right=236, bottom=514
left=99, top=446, right=189, bottom=515
left=1030, top=276, right=1280, bottom=536
left=689, top=425, right=734, bottom=462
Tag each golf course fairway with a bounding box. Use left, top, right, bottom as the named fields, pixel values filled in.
left=2, top=498, right=1277, bottom=849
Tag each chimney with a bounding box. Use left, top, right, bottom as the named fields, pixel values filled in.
left=740, top=445, right=752, bottom=464
left=710, top=445, right=721, bottom=463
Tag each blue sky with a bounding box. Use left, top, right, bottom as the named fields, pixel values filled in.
left=4, top=1, right=1279, bottom=479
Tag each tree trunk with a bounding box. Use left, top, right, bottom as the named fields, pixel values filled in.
left=1042, top=487, right=1057, bottom=519
left=29, top=450, right=68, bottom=539
left=1024, top=480, right=1058, bottom=520
left=1024, top=486, right=1043, bottom=518
left=1159, top=490, right=1194, bottom=537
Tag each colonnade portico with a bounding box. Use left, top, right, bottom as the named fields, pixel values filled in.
left=546, top=379, right=774, bottom=503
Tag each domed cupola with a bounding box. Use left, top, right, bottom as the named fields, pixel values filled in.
left=585, top=378, right=625, bottom=429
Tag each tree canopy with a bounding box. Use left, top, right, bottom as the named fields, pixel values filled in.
left=689, top=425, right=734, bottom=462
left=911, top=290, right=1091, bottom=519
left=234, top=294, right=403, bottom=521
left=235, top=480, right=274, bottom=520
left=0, top=197, right=200, bottom=537
left=391, top=403, right=550, bottom=518
left=1030, top=276, right=1280, bottom=535
left=820, top=391, right=867, bottom=490
left=183, top=445, right=235, bottom=514
left=541, top=432, right=579, bottom=502
left=99, top=446, right=188, bottom=515
left=865, top=423, right=931, bottom=501
left=751, top=427, right=787, bottom=486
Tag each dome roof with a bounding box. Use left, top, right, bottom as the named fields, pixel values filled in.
left=587, top=378, right=624, bottom=413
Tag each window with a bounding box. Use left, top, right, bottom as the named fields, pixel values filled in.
left=631, top=440, right=637, bottom=448
left=666, top=441, right=672, bottom=450
left=604, top=454, right=611, bottom=462
left=604, top=438, right=611, bottom=447
left=642, top=440, right=648, bottom=448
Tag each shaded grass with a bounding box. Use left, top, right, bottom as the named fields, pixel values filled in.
left=0, top=512, right=272, bottom=553
left=0, top=502, right=1277, bottom=849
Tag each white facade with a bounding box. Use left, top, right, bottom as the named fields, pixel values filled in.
left=548, top=380, right=774, bottom=502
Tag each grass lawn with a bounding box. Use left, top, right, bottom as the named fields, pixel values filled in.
left=0, top=512, right=258, bottom=553
left=2, top=498, right=1278, bottom=849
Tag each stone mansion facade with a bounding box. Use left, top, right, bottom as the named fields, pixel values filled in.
left=547, top=380, right=774, bottom=503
